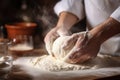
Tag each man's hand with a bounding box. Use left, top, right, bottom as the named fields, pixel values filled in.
left=63, top=31, right=101, bottom=63
left=44, top=27, right=70, bottom=56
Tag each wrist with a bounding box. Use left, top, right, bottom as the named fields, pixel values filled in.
left=89, top=17, right=120, bottom=45
left=88, top=31, right=102, bottom=46
left=56, top=26, right=71, bottom=36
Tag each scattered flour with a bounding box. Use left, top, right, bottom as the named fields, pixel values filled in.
left=29, top=54, right=120, bottom=72
left=29, top=55, right=92, bottom=71
left=28, top=36, right=120, bottom=72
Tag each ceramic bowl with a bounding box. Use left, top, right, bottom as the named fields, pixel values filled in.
left=5, top=22, right=37, bottom=39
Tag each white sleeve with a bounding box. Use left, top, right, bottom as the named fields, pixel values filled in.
left=54, top=0, right=85, bottom=20
left=110, top=6, right=120, bottom=23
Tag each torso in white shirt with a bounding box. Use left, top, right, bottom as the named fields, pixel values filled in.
left=84, top=0, right=120, bottom=56
left=54, top=0, right=120, bottom=56
left=85, top=0, right=120, bottom=27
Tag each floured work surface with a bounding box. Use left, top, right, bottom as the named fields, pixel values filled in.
left=28, top=54, right=120, bottom=71
left=13, top=53, right=120, bottom=80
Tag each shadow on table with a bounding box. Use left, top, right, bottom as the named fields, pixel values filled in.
left=6, top=65, right=33, bottom=80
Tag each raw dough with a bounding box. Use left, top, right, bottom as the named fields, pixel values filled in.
left=52, top=36, right=75, bottom=60
left=52, top=36, right=74, bottom=60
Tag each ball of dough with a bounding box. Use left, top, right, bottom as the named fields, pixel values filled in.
left=52, top=36, right=75, bottom=60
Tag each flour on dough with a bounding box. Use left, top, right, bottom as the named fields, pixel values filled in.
left=52, top=36, right=75, bottom=60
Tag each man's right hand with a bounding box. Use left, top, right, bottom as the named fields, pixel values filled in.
left=44, top=27, right=70, bottom=56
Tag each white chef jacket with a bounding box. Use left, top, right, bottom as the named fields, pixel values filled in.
left=54, top=0, right=120, bottom=56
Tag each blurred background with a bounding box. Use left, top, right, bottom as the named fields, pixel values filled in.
left=0, top=0, right=59, bottom=48
left=0, top=0, right=86, bottom=49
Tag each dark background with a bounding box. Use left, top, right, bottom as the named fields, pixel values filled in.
left=0, top=0, right=86, bottom=49
left=0, top=0, right=59, bottom=48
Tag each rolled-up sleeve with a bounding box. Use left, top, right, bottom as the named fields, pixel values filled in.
left=111, top=6, right=120, bottom=23
left=54, top=0, right=85, bottom=20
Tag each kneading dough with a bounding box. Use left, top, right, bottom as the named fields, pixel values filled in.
left=26, top=36, right=120, bottom=72
left=52, top=36, right=75, bottom=60
left=29, top=36, right=96, bottom=71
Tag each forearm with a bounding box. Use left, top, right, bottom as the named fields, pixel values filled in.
left=90, top=17, right=120, bottom=44
left=56, top=12, right=78, bottom=31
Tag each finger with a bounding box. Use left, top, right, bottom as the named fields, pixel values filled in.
left=66, top=55, right=90, bottom=64
left=62, top=32, right=87, bottom=49
left=65, top=35, right=84, bottom=60
left=76, top=55, right=91, bottom=63
left=63, top=47, right=80, bottom=63
left=69, top=32, right=90, bottom=63
left=45, top=43, right=52, bottom=55
left=63, top=53, right=81, bottom=64
left=63, top=32, right=89, bottom=63
left=64, top=37, right=85, bottom=63
left=64, top=47, right=87, bottom=63
left=69, top=48, right=81, bottom=59
left=74, top=32, right=88, bottom=48
left=45, top=36, right=57, bottom=56
left=62, top=34, right=79, bottom=49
